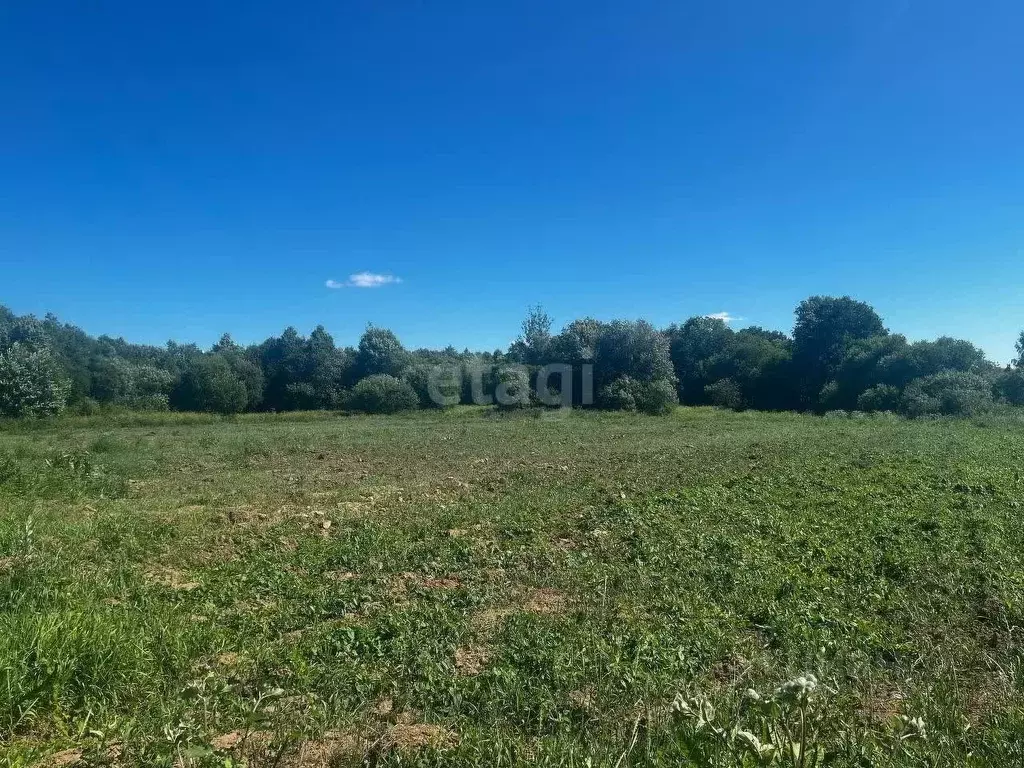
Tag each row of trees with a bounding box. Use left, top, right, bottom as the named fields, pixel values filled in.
left=1, top=298, right=1022, bottom=418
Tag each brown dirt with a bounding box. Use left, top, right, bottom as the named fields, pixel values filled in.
left=234, top=729, right=363, bottom=767
left=522, top=587, right=568, bottom=614
left=211, top=731, right=243, bottom=751
left=384, top=723, right=457, bottom=751
left=454, top=645, right=490, bottom=676
left=39, top=749, right=83, bottom=767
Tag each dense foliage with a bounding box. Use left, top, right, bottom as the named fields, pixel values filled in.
left=0, top=297, right=1020, bottom=418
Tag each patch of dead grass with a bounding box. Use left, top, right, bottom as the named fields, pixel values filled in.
left=522, top=587, right=568, bottom=614
left=143, top=566, right=200, bottom=591
left=454, top=645, right=490, bottom=676
left=383, top=723, right=457, bottom=751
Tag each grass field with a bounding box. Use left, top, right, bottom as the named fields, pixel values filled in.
left=2, top=408, right=1023, bottom=766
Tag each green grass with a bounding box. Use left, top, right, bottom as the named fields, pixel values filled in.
left=2, top=407, right=1023, bottom=766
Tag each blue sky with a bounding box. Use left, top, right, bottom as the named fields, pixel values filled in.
left=2, top=1, right=1022, bottom=361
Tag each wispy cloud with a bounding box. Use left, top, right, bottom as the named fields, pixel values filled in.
left=325, top=272, right=402, bottom=289
left=705, top=311, right=740, bottom=324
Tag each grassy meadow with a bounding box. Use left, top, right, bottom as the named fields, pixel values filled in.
left=1, top=407, right=1023, bottom=766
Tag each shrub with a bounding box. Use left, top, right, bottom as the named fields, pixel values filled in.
left=599, top=375, right=677, bottom=414
left=900, top=371, right=994, bottom=417
left=70, top=397, right=102, bottom=416
left=857, top=384, right=902, bottom=412
left=494, top=366, right=531, bottom=410
left=634, top=378, right=678, bottom=415
left=705, top=378, right=744, bottom=410
left=599, top=376, right=638, bottom=411
left=996, top=368, right=1024, bottom=406
left=349, top=374, right=419, bottom=414
left=0, top=343, right=70, bottom=417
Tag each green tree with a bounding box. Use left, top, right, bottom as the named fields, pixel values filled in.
left=508, top=305, right=553, bottom=366
left=1016, top=331, right=1024, bottom=367
left=995, top=368, right=1024, bottom=406
left=792, top=296, right=887, bottom=406
left=494, top=366, right=531, bottom=409
left=665, top=317, right=734, bottom=404
left=0, top=343, right=71, bottom=417
left=173, top=355, right=248, bottom=414
left=594, top=320, right=675, bottom=393
left=820, top=334, right=908, bottom=411
left=353, top=326, right=409, bottom=381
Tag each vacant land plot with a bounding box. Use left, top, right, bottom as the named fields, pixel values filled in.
left=1, top=408, right=1023, bottom=766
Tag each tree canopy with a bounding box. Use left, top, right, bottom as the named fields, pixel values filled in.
left=0, top=296, right=1017, bottom=419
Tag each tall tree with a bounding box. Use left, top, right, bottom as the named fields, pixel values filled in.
left=0, top=343, right=70, bottom=417
left=508, top=305, right=553, bottom=366
left=353, top=326, right=408, bottom=381
left=792, top=296, right=886, bottom=406
left=665, top=317, right=734, bottom=404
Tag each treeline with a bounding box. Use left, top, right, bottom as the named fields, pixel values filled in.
left=1, top=297, right=1022, bottom=418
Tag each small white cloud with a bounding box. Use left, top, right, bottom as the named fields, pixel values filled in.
left=325, top=272, right=402, bottom=289
left=706, top=312, right=740, bottom=323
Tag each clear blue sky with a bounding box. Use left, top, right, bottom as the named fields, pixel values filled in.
left=2, top=1, right=1022, bottom=361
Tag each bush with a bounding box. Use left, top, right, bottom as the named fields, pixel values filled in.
left=599, top=376, right=638, bottom=411
left=0, top=343, right=70, bottom=417
left=69, top=397, right=102, bottom=416
left=349, top=374, right=419, bottom=414
left=996, top=369, right=1024, bottom=406
left=599, top=375, right=677, bottom=414
left=494, top=366, right=531, bottom=410
left=901, top=371, right=994, bottom=417
left=857, top=384, right=902, bottom=412
left=634, top=378, right=678, bottom=415
left=705, top=378, right=744, bottom=410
